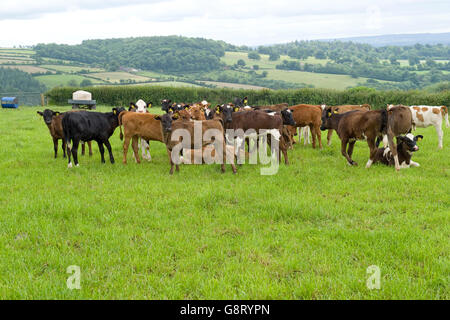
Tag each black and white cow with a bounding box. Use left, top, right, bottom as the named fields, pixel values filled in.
left=373, top=133, right=423, bottom=168
left=62, top=107, right=125, bottom=167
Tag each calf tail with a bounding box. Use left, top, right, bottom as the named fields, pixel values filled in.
left=62, top=116, right=71, bottom=150
left=380, top=109, right=388, bottom=134
left=118, top=111, right=126, bottom=140
left=443, top=106, right=449, bottom=128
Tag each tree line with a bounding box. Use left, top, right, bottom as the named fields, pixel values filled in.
left=0, top=67, right=46, bottom=93
left=34, top=36, right=230, bottom=73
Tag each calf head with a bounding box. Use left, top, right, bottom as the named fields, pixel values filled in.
left=280, top=108, right=296, bottom=126
left=161, top=99, right=172, bottom=113
left=37, top=109, right=60, bottom=125
left=320, top=106, right=337, bottom=131
left=397, top=134, right=423, bottom=154
left=155, top=113, right=179, bottom=133
left=217, top=103, right=238, bottom=123
left=112, top=107, right=126, bottom=116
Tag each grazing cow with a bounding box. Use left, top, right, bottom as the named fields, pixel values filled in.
left=289, top=104, right=323, bottom=149
left=388, top=104, right=448, bottom=149
left=155, top=114, right=237, bottom=174
left=324, top=104, right=371, bottom=146
left=118, top=111, right=164, bottom=164
left=62, top=107, right=125, bottom=168
left=373, top=133, right=423, bottom=168
left=37, top=109, right=92, bottom=158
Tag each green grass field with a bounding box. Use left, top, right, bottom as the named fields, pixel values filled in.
left=0, top=106, right=448, bottom=299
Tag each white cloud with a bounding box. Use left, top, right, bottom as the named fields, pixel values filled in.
left=0, top=0, right=449, bottom=47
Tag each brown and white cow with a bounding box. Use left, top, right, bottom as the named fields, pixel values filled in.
left=388, top=104, right=448, bottom=149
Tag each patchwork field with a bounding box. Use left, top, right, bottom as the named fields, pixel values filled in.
left=1, top=65, right=53, bottom=74
left=0, top=106, right=448, bottom=299
left=88, top=72, right=151, bottom=84
left=34, top=74, right=106, bottom=88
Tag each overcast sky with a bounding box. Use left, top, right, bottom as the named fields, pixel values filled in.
left=1, top=0, right=449, bottom=47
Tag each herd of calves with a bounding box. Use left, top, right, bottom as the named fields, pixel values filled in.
left=37, top=96, right=449, bottom=173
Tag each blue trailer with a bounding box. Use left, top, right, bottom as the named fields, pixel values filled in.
left=1, top=97, right=19, bottom=109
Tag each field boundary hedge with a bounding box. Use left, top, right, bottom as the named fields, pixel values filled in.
left=45, top=85, right=450, bottom=109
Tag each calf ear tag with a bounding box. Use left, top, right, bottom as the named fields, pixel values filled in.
left=169, top=108, right=173, bottom=113
left=417, top=137, right=422, bottom=141
left=244, top=100, right=248, bottom=104
left=234, top=107, right=239, bottom=112
left=328, top=112, right=332, bottom=117
left=148, top=103, right=152, bottom=108
left=216, top=110, right=220, bottom=114
left=333, top=110, right=338, bottom=114
left=113, top=110, right=117, bottom=115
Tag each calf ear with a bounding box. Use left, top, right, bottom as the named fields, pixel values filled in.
left=37, top=111, right=43, bottom=116
left=129, top=102, right=136, bottom=109
left=154, top=115, right=161, bottom=120
left=334, top=108, right=339, bottom=114
left=234, top=107, right=240, bottom=112
left=54, top=111, right=60, bottom=116
left=415, top=135, right=423, bottom=141
left=147, top=102, right=152, bottom=108
left=112, top=108, right=118, bottom=115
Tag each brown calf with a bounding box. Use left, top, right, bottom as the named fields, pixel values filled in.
left=324, top=104, right=371, bottom=146
left=289, top=104, right=323, bottom=149
left=37, top=109, right=92, bottom=158
left=118, top=111, right=164, bottom=164
left=156, top=114, right=237, bottom=174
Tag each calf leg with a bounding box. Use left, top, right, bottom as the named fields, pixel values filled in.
left=67, top=139, right=72, bottom=168
left=132, top=136, right=140, bottom=164
left=309, top=124, right=316, bottom=149
left=97, top=141, right=106, bottom=163
left=123, top=136, right=131, bottom=164
left=104, top=140, right=115, bottom=164
left=435, top=124, right=443, bottom=149
left=347, top=140, right=356, bottom=158
left=167, top=148, right=175, bottom=175
left=341, top=138, right=357, bottom=166
left=87, top=141, right=93, bottom=156
left=53, top=137, right=58, bottom=158
left=327, top=129, right=333, bottom=146
left=81, top=142, right=85, bottom=156
left=365, top=138, right=377, bottom=168
left=315, top=125, right=322, bottom=149
left=386, top=132, right=400, bottom=171
left=71, top=139, right=80, bottom=166
left=62, top=139, right=66, bottom=158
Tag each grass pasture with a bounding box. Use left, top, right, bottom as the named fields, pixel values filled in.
left=0, top=106, right=448, bottom=299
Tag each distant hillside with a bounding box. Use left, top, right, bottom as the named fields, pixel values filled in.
left=34, top=36, right=233, bottom=73
left=321, top=33, right=450, bottom=47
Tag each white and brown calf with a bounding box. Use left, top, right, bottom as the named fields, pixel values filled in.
left=129, top=99, right=153, bottom=161
left=388, top=105, right=448, bottom=149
